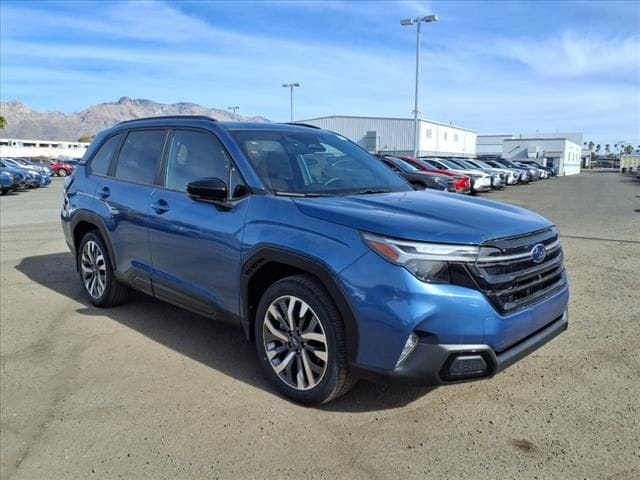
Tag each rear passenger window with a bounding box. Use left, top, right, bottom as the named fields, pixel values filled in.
left=89, top=134, right=122, bottom=175
left=114, top=130, right=166, bottom=185
left=165, top=130, right=231, bottom=191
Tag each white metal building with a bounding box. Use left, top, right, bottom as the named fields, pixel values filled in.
left=0, top=138, right=89, bottom=159
left=298, top=116, right=477, bottom=157
left=502, top=138, right=582, bottom=176
left=477, top=132, right=583, bottom=176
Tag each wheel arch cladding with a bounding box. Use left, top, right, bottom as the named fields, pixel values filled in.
left=71, top=212, right=116, bottom=271
left=241, top=247, right=359, bottom=364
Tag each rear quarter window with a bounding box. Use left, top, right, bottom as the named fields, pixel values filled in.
left=89, top=134, right=123, bottom=176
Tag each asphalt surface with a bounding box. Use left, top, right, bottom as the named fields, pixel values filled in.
left=1, top=174, right=639, bottom=479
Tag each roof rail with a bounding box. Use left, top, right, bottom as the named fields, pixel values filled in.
left=285, top=122, right=321, bottom=129
left=117, top=115, right=218, bottom=125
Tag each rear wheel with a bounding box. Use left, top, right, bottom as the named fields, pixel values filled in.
left=57, top=169, right=68, bottom=177
left=410, top=182, right=426, bottom=190
left=78, top=231, right=130, bottom=307
left=255, top=275, right=356, bottom=405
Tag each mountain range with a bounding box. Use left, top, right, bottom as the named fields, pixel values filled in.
left=0, top=97, right=270, bottom=141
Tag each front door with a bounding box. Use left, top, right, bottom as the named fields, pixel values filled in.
left=147, top=129, right=250, bottom=321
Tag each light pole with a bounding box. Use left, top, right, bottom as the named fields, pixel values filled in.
left=401, top=14, right=438, bottom=158
left=228, top=106, right=239, bottom=115
left=282, top=83, right=301, bottom=122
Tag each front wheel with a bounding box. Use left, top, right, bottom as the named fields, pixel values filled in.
left=255, top=275, right=356, bottom=405
left=57, top=169, right=68, bottom=177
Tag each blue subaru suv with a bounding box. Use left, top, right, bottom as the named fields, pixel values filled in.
left=61, top=116, right=568, bottom=404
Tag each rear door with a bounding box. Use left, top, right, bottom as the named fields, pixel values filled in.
left=147, top=128, right=250, bottom=321
left=94, top=129, right=167, bottom=294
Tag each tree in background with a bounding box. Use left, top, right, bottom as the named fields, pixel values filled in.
left=77, top=135, right=94, bottom=143
left=604, top=144, right=610, bottom=155
left=595, top=144, right=601, bottom=157
left=623, top=145, right=634, bottom=155
left=0, top=116, right=6, bottom=129
left=588, top=141, right=595, bottom=151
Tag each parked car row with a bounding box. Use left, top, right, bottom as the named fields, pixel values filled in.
left=0, top=157, right=53, bottom=195
left=375, top=154, right=555, bottom=195
left=28, top=157, right=79, bottom=177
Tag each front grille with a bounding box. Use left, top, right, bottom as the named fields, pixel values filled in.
left=466, top=227, right=567, bottom=314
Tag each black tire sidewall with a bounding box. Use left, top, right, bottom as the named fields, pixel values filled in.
left=77, top=232, right=113, bottom=306
left=255, top=278, right=342, bottom=405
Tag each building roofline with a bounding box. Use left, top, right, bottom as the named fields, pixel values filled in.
left=0, top=138, right=90, bottom=145
left=297, top=115, right=477, bottom=133
left=503, top=137, right=579, bottom=143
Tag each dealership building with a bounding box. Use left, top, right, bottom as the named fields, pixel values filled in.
left=477, top=132, right=583, bottom=176
left=0, top=138, right=89, bottom=159
left=298, top=116, right=477, bottom=158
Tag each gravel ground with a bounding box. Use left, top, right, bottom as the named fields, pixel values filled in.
left=1, top=173, right=639, bottom=479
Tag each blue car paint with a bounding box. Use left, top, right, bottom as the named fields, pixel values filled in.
left=1, top=171, right=12, bottom=190
left=61, top=118, right=569, bottom=379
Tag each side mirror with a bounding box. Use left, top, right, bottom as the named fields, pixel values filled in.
left=186, top=177, right=228, bottom=203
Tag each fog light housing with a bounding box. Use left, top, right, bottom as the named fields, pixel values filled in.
left=440, top=353, right=492, bottom=381
left=396, top=333, right=418, bottom=368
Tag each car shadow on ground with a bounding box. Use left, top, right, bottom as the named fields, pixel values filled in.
left=16, top=252, right=434, bottom=412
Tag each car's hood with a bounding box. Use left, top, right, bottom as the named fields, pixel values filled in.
left=293, top=191, right=552, bottom=245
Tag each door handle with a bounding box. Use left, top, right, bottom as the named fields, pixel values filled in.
left=98, top=186, right=110, bottom=199
left=151, top=199, right=169, bottom=214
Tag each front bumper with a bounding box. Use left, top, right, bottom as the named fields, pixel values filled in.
left=353, top=310, right=568, bottom=386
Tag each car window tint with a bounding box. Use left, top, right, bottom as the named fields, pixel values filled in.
left=165, top=130, right=231, bottom=191
left=90, top=134, right=122, bottom=176
left=115, top=130, right=165, bottom=184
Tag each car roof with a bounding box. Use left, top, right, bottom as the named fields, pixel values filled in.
left=113, top=116, right=322, bottom=134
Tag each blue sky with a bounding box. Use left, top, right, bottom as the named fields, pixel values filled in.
left=1, top=0, right=639, bottom=145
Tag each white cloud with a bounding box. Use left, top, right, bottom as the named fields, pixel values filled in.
left=497, top=31, right=640, bottom=79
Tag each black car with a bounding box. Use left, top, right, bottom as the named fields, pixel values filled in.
left=375, top=155, right=455, bottom=192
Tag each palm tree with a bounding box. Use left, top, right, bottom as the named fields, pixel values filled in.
left=605, top=144, right=610, bottom=154
left=588, top=141, right=594, bottom=151
left=623, top=145, right=633, bottom=155
left=595, top=144, right=601, bottom=156
left=0, top=116, right=6, bottom=129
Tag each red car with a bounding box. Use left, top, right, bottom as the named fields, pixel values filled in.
left=400, top=156, right=471, bottom=194
left=50, top=160, right=74, bottom=177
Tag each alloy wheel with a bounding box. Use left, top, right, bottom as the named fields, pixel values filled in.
left=262, top=295, right=329, bottom=391
left=81, top=240, right=107, bottom=299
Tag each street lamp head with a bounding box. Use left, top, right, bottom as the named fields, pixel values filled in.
left=421, top=14, right=438, bottom=22
left=282, top=83, right=301, bottom=88
left=400, top=18, right=414, bottom=26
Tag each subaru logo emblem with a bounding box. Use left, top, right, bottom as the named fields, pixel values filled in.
left=531, top=244, right=546, bottom=263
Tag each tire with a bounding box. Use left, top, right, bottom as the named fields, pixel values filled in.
left=77, top=231, right=130, bottom=307
left=255, top=274, right=356, bottom=405
left=410, top=182, right=426, bottom=190
left=57, top=169, right=68, bottom=177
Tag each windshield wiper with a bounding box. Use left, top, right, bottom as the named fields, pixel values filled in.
left=275, top=191, right=334, bottom=197
left=352, top=188, right=391, bottom=195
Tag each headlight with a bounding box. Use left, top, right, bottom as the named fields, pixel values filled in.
left=362, top=233, right=479, bottom=283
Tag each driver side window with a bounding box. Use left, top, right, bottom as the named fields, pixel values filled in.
left=165, top=130, right=231, bottom=192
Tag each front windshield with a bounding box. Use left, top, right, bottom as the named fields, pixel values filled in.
left=231, top=129, right=410, bottom=195
left=454, top=159, right=478, bottom=169
left=418, top=159, right=440, bottom=170
left=475, top=160, right=494, bottom=169
left=441, top=159, right=466, bottom=169
left=388, top=157, right=419, bottom=172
